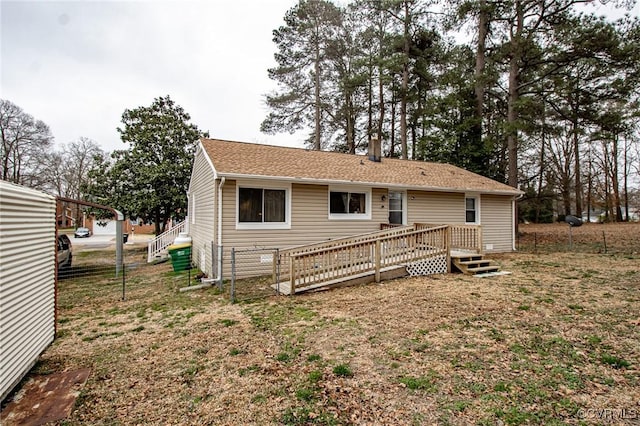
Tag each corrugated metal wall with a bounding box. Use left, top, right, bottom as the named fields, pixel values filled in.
left=0, top=181, right=56, bottom=401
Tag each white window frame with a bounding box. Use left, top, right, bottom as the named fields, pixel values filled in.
left=328, top=186, right=372, bottom=221
left=236, top=181, right=291, bottom=230
left=465, top=194, right=480, bottom=224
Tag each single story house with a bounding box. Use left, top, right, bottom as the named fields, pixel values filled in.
left=186, top=138, right=523, bottom=280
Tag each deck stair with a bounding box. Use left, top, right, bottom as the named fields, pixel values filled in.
left=147, top=220, right=186, bottom=263
left=451, top=252, right=501, bottom=276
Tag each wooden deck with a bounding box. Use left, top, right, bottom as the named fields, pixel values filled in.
left=270, top=223, right=487, bottom=295
left=274, top=265, right=407, bottom=295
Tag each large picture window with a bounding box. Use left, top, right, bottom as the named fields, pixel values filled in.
left=238, top=187, right=286, bottom=224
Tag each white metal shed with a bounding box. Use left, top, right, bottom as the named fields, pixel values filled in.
left=0, top=181, right=56, bottom=401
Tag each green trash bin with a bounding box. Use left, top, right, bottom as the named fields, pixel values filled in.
left=168, top=243, right=192, bottom=272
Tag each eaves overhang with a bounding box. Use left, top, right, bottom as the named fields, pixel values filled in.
left=217, top=172, right=524, bottom=197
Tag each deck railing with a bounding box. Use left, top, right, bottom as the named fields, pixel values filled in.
left=147, top=220, right=186, bottom=262
left=284, top=225, right=449, bottom=293
left=415, top=223, right=482, bottom=252
left=282, top=224, right=415, bottom=256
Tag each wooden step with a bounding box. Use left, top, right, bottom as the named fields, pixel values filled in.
left=457, top=259, right=493, bottom=267
left=451, top=253, right=501, bottom=276
left=465, top=265, right=501, bottom=274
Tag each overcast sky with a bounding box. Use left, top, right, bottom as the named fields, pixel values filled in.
left=1, top=0, right=638, bottom=154
left=1, top=0, right=305, bottom=152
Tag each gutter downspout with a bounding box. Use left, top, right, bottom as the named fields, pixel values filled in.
left=216, top=177, right=225, bottom=281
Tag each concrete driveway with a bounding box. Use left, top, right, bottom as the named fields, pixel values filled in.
left=68, top=234, right=114, bottom=249
left=64, top=234, right=153, bottom=250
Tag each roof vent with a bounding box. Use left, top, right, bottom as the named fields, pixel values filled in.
left=368, top=134, right=381, bottom=162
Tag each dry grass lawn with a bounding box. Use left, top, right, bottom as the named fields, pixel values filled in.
left=7, top=223, right=640, bottom=425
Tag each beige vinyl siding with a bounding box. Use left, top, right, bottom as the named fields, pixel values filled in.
left=188, top=149, right=217, bottom=276
left=221, top=180, right=387, bottom=258
left=406, top=190, right=465, bottom=224
left=0, top=181, right=56, bottom=401
left=480, top=194, right=514, bottom=252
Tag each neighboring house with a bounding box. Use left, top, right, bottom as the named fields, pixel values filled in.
left=187, top=138, right=523, bottom=279
left=56, top=204, right=75, bottom=228
left=84, top=216, right=157, bottom=235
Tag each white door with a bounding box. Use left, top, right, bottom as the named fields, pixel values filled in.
left=388, top=191, right=405, bottom=225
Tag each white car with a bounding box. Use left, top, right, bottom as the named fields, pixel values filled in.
left=74, top=227, right=91, bottom=238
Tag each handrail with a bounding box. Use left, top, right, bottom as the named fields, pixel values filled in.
left=147, top=220, right=186, bottom=262
left=281, top=224, right=416, bottom=256
left=285, top=225, right=449, bottom=293
left=415, top=223, right=482, bottom=252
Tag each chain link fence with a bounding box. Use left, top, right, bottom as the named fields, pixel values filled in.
left=517, top=223, right=640, bottom=254
left=57, top=230, right=134, bottom=302
left=229, top=247, right=282, bottom=303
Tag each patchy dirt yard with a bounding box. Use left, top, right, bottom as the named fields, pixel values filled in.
left=3, top=224, right=640, bottom=425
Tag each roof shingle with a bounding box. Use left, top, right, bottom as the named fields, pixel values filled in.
left=200, top=138, right=521, bottom=195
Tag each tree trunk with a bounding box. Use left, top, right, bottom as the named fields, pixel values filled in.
left=154, top=208, right=162, bottom=235
left=399, top=0, right=410, bottom=160
left=346, top=91, right=355, bottom=154
left=506, top=1, right=523, bottom=188
left=474, top=0, right=489, bottom=133
left=535, top=119, right=546, bottom=223
left=572, top=82, right=583, bottom=218
left=367, top=56, right=373, bottom=141
left=611, top=133, right=622, bottom=222
left=390, top=90, right=397, bottom=158
left=377, top=48, right=385, bottom=146
left=623, top=135, right=629, bottom=221
left=603, top=141, right=611, bottom=220
left=572, top=118, right=582, bottom=218
left=314, top=41, right=322, bottom=151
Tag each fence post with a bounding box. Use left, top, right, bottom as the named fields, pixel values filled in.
left=444, top=227, right=451, bottom=273
left=275, top=249, right=280, bottom=295
left=218, top=245, right=224, bottom=291
left=375, top=239, right=381, bottom=282
left=230, top=248, right=236, bottom=303
left=477, top=225, right=483, bottom=253
left=289, top=255, right=295, bottom=295
left=272, top=250, right=278, bottom=287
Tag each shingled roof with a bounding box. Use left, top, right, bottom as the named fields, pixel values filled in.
left=200, top=138, right=521, bottom=196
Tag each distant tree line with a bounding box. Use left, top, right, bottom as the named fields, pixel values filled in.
left=0, top=99, right=104, bottom=200
left=262, top=0, right=640, bottom=222
left=0, top=96, right=206, bottom=234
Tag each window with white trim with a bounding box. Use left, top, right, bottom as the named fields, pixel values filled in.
left=239, top=188, right=285, bottom=222
left=328, top=187, right=371, bottom=220
left=465, top=196, right=478, bottom=223
left=388, top=191, right=404, bottom=225
left=237, top=184, right=290, bottom=229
